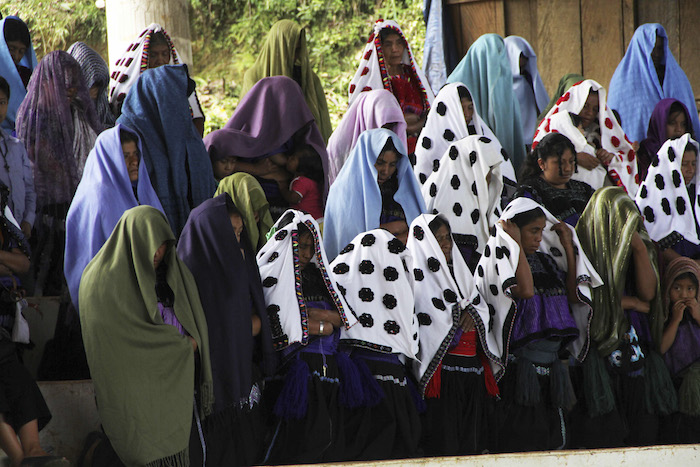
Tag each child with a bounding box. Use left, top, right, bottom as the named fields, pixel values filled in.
left=276, top=144, right=324, bottom=220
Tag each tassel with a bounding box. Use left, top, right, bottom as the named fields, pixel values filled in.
left=478, top=352, right=500, bottom=398
left=273, top=357, right=310, bottom=419
left=679, top=363, right=700, bottom=416
left=644, top=350, right=678, bottom=415
left=336, top=350, right=366, bottom=408
left=407, top=377, right=427, bottom=413
left=583, top=350, right=615, bottom=417
left=515, top=356, right=541, bottom=407
left=550, top=359, right=577, bottom=411
left=351, top=354, right=385, bottom=407
left=424, top=363, right=442, bottom=399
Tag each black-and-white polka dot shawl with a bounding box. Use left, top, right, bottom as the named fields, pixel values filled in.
left=407, top=214, right=499, bottom=393
left=331, top=229, right=420, bottom=360
left=476, top=198, right=602, bottom=372
left=635, top=134, right=700, bottom=249
left=422, top=134, right=504, bottom=254
left=256, top=209, right=357, bottom=351
left=414, top=82, right=516, bottom=185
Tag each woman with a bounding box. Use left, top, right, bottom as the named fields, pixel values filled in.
left=109, top=23, right=205, bottom=134
left=408, top=214, right=500, bottom=455
left=537, top=73, right=585, bottom=123
left=349, top=19, right=434, bottom=154
left=178, top=194, right=276, bottom=466
left=327, top=89, right=406, bottom=190
left=446, top=34, right=526, bottom=171
left=534, top=79, right=638, bottom=194
left=257, top=209, right=357, bottom=464
left=422, top=134, right=505, bottom=270
left=79, top=206, right=213, bottom=466
left=414, top=82, right=516, bottom=187
left=65, top=124, right=163, bottom=311
left=16, top=50, right=102, bottom=296
left=117, top=64, right=216, bottom=236
left=608, top=23, right=700, bottom=143
left=515, top=133, right=595, bottom=226
left=241, top=20, right=331, bottom=142
left=324, top=128, right=425, bottom=260
left=67, top=41, right=116, bottom=129
left=0, top=16, right=37, bottom=131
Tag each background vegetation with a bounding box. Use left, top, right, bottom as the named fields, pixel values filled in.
left=1, top=0, right=425, bottom=132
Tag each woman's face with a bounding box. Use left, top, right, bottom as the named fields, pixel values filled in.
left=230, top=213, right=243, bottom=244
left=578, top=91, right=599, bottom=129
left=153, top=242, right=168, bottom=269
left=213, top=157, right=237, bottom=181
left=519, top=217, right=546, bottom=255
left=538, top=148, right=575, bottom=188
left=651, top=35, right=664, bottom=68
left=381, top=32, right=405, bottom=69
left=6, top=40, right=26, bottom=67
left=433, top=224, right=452, bottom=262
left=297, top=231, right=314, bottom=271
left=666, top=111, right=687, bottom=139
left=669, top=277, right=697, bottom=304
left=122, top=141, right=140, bottom=182
left=681, top=149, right=697, bottom=185
left=461, top=98, right=474, bottom=125
left=148, top=42, right=171, bottom=69
left=375, top=149, right=399, bottom=185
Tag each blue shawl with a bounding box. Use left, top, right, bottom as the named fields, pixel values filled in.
left=446, top=33, right=527, bottom=170
left=117, top=65, right=215, bottom=235
left=65, top=124, right=163, bottom=310
left=608, top=23, right=700, bottom=143
left=0, top=17, right=37, bottom=132
left=323, top=128, right=425, bottom=260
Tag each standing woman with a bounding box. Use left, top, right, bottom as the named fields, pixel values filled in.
left=349, top=19, right=434, bottom=154
left=67, top=41, right=116, bottom=129
left=80, top=206, right=213, bottom=466
left=0, top=16, right=37, bottom=132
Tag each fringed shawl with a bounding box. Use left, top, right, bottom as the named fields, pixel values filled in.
left=67, top=41, right=116, bottom=129
left=537, top=73, right=584, bottom=123
left=0, top=17, right=37, bottom=131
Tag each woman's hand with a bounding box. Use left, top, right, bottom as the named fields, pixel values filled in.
left=309, top=307, right=343, bottom=329
left=188, top=336, right=198, bottom=352
left=671, top=300, right=686, bottom=324
left=551, top=222, right=574, bottom=251
left=252, top=314, right=261, bottom=336
left=499, top=219, right=521, bottom=245
left=630, top=231, right=646, bottom=253
left=576, top=152, right=601, bottom=170
left=595, top=148, right=615, bottom=165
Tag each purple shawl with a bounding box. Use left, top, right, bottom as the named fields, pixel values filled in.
left=16, top=51, right=102, bottom=207
left=177, top=194, right=276, bottom=411
left=638, top=98, right=693, bottom=178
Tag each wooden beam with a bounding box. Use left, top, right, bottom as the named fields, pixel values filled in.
left=581, top=0, right=625, bottom=89
left=680, top=0, right=700, bottom=113
left=536, top=0, right=582, bottom=96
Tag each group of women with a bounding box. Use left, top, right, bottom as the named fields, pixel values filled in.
left=1, top=11, right=700, bottom=467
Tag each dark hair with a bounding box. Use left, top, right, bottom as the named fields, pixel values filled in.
left=457, top=85, right=472, bottom=102
left=149, top=31, right=169, bottom=48
left=520, top=133, right=577, bottom=181
left=0, top=76, right=9, bottom=100
left=684, top=143, right=698, bottom=155
left=119, top=129, right=139, bottom=146
left=293, top=145, right=324, bottom=184
left=3, top=18, right=30, bottom=48
left=510, top=207, right=545, bottom=228
left=673, top=271, right=699, bottom=289
left=297, top=222, right=312, bottom=238
left=428, top=216, right=451, bottom=236
left=380, top=137, right=402, bottom=159
left=668, top=101, right=694, bottom=139
left=379, top=28, right=403, bottom=46
left=225, top=194, right=242, bottom=218
left=611, top=109, right=622, bottom=127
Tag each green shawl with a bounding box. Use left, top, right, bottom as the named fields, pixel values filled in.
left=214, top=173, right=273, bottom=251
left=79, top=206, right=213, bottom=467
left=537, top=73, right=585, bottom=123
left=240, top=19, right=332, bottom=142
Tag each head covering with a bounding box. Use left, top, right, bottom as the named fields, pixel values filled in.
left=331, top=228, right=419, bottom=360
left=327, top=89, right=406, bottom=189
left=0, top=17, right=37, bottom=131
left=575, top=187, right=662, bottom=356
left=178, top=194, right=276, bottom=411
left=534, top=79, right=639, bottom=194
left=323, top=128, right=426, bottom=260
left=240, top=20, right=332, bottom=141
left=214, top=173, right=274, bottom=251
left=446, top=34, right=526, bottom=170
left=504, top=36, right=549, bottom=142
left=608, top=24, right=700, bottom=143
left=407, top=214, right=501, bottom=392
left=65, top=124, right=163, bottom=310
left=108, top=23, right=180, bottom=106
left=639, top=98, right=693, bottom=172
left=16, top=50, right=102, bottom=207
left=67, top=41, right=116, bottom=128
left=414, top=82, right=516, bottom=185
left=537, top=73, right=585, bottom=123
left=348, top=19, right=434, bottom=109
left=79, top=206, right=213, bottom=467
left=256, top=209, right=356, bottom=351
left=422, top=135, right=504, bottom=254
left=116, top=65, right=216, bottom=236
left=635, top=134, right=700, bottom=248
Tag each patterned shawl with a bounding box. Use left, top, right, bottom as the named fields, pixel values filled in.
left=638, top=98, right=693, bottom=179
left=537, top=73, right=584, bottom=123
left=67, top=41, right=116, bottom=128
left=0, top=17, right=37, bottom=131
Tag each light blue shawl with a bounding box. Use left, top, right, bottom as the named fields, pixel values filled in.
left=0, top=17, right=37, bottom=131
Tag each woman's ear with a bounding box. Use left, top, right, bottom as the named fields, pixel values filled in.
left=537, top=157, right=545, bottom=172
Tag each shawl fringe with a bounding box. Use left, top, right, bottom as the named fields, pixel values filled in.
left=583, top=350, right=615, bottom=417
left=145, top=448, right=189, bottom=467
left=273, top=357, right=310, bottom=419
left=643, top=350, right=678, bottom=415
left=679, top=362, right=700, bottom=416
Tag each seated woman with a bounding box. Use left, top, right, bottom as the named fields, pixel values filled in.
left=178, top=194, right=276, bottom=466
left=79, top=206, right=213, bottom=466
left=327, top=89, right=406, bottom=190
left=241, top=20, right=332, bottom=141
left=608, top=23, right=700, bottom=143
left=408, top=214, right=500, bottom=456
left=67, top=41, right=116, bottom=129
left=635, top=134, right=700, bottom=265
left=534, top=79, right=638, bottom=194
left=414, top=82, right=516, bottom=187
left=0, top=16, right=37, bottom=132
left=256, top=209, right=357, bottom=464
left=446, top=34, right=526, bottom=170
left=637, top=98, right=694, bottom=180
left=515, top=133, right=595, bottom=226
left=109, top=24, right=205, bottom=135
left=331, top=228, right=421, bottom=460
left=349, top=19, right=434, bottom=154
left=65, top=125, right=163, bottom=311
left=117, top=64, right=215, bottom=236
left=422, top=134, right=506, bottom=271
left=537, top=73, right=584, bottom=124
left=324, top=128, right=425, bottom=260
left=478, top=198, right=599, bottom=452
left=575, top=187, right=677, bottom=447
left=214, top=172, right=274, bottom=252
